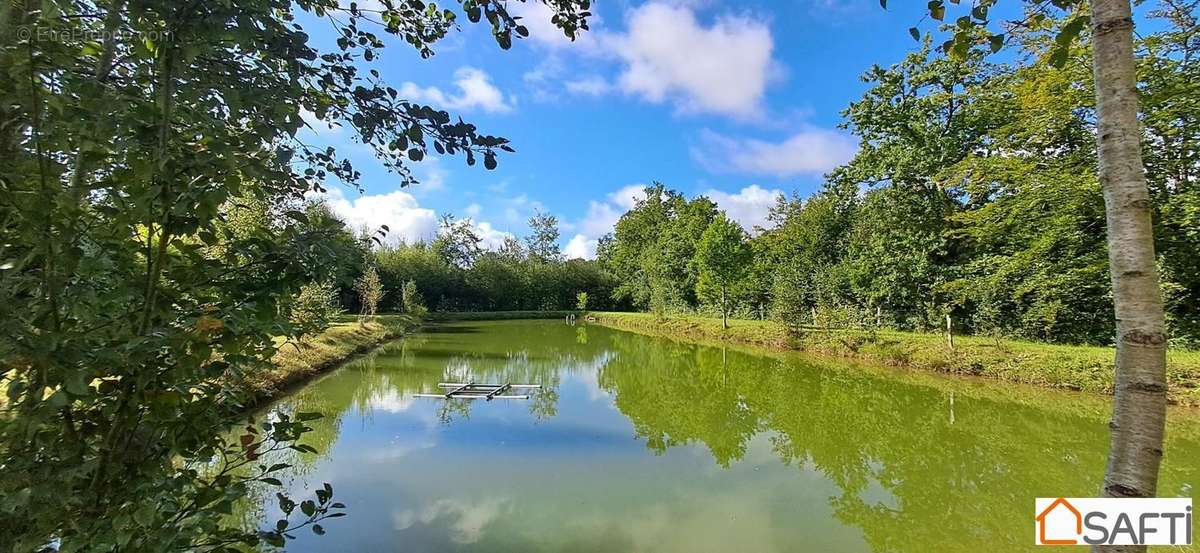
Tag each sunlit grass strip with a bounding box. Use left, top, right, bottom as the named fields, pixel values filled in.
left=585, top=311, right=1200, bottom=407
left=243, top=315, right=419, bottom=405
left=424, top=310, right=579, bottom=321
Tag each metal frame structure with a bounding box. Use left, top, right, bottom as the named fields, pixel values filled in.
left=412, top=382, right=542, bottom=401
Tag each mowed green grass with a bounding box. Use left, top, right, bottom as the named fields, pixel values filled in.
left=248, top=314, right=418, bottom=403
left=585, top=311, right=1200, bottom=407
left=424, top=310, right=578, bottom=321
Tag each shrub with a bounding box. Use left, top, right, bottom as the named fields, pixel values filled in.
left=290, top=282, right=343, bottom=338
left=355, top=265, right=385, bottom=320
left=402, top=279, right=428, bottom=317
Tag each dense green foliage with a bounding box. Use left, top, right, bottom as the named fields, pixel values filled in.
left=586, top=311, right=1200, bottom=407
left=597, top=183, right=719, bottom=314
left=374, top=212, right=622, bottom=313
left=0, top=0, right=592, bottom=550
left=303, top=201, right=621, bottom=316
left=400, top=279, right=428, bottom=317
left=694, top=213, right=751, bottom=328
left=598, top=11, right=1200, bottom=347
left=290, top=281, right=345, bottom=338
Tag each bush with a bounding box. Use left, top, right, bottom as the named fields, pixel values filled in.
left=402, top=279, right=428, bottom=317
left=770, top=266, right=811, bottom=336
left=290, top=282, right=343, bottom=337
left=355, top=265, right=385, bottom=320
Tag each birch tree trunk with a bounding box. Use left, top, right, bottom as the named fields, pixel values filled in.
left=721, top=286, right=728, bottom=329
left=1091, top=1, right=1169, bottom=550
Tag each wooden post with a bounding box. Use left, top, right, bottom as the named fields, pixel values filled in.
left=945, top=313, right=954, bottom=350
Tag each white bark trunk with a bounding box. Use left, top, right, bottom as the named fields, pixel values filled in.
left=721, top=287, right=728, bottom=330
left=945, top=313, right=954, bottom=350
left=1091, top=1, right=1169, bottom=550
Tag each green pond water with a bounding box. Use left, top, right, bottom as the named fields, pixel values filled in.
left=244, top=320, right=1200, bottom=552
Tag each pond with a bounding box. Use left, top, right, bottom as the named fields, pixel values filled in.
left=242, top=319, right=1200, bottom=552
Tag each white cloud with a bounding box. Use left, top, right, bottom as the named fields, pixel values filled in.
left=522, top=55, right=567, bottom=103
left=508, top=1, right=602, bottom=52
left=576, top=184, right=646, bottom=243
left=515, top=2, right=778, bottom=118
left=487, top=180, right=509, bottom=194
left=703, top=184, right=784, bottom=233
left=399, top=67, right=513, bottom=113
left=564, top=233, right=597, bottom=260
left=608, top=3, right=775, bottom=118
left=500, top=194, right=545, bottom=225
left=607, top=184, right=648, bottom=211
left=563, top=184, right=648, bottom=260
left=523, top=56, right=563, bottom=85
left=342, top=0, right=384, bottom=11
left=691, top=127, right=856, bottom=177
left=368, top=388, right=417, bottom=413
left=392, top=498, right=512, bottom=544
left=411, top=156, right=448, bottom=192
left=315, top=187, right=513, bottom=251
left=565, top=76, right=612, bottom=96
left=578, top=200, right=622, bottom=240
left=464, top=203, right=482, bottom=218
left=565, top=182, right=783, bottom=258
left=470, top=220, right=514, bottom=250
left=319, top=188, right=439, bottom=245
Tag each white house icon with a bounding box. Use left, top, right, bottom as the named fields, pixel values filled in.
left=1036, top=497, right=1083, bottom=545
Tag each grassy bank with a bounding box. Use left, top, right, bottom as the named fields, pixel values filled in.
left=242, top=314, right=419, bottom=405
left=585, top=311, right=1200, bottom=407
left=425, top=310, right=579, bottom=321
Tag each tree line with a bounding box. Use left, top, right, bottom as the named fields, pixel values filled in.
left=299, top=201, right=625, bottom=318
left=308, top=1, right=1200, bottom=349
left=598, top=8, right=1200, bottom=348
left=275, top=5, right=1197, bottom=353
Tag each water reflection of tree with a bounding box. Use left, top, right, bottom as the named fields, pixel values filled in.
left=596, top=332, right=1200, bottom=552
left=597, top=334, right=760, bottom=466
left=437, top=399, right=472, bottom=425
left=254, top=321, right=616, bottom=460
left=242, top=321, right=1200, bottom=552
left=339, top=322, right=622, bottom=423
left=233, top=322, right=609, bottom=537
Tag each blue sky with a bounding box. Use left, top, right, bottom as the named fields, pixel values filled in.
left=300, top=0, right=1016, bottom=258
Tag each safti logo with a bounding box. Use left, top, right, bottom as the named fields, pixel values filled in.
left=1035, top=497, right=1192, bottom=546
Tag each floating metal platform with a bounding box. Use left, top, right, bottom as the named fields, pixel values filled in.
left=412, top=382, right=542, bottom=400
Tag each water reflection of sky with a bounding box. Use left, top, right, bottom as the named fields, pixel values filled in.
left=253, top=320, right=1200, bottom=553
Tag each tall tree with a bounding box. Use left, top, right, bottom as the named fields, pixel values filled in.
left=1090, top=0, right=1169, bottom=512
left=526, top=210, right=563, bottom=262
left=434, top=214, right=484, bottom=268
left=902, top=0, right=1170, bottom=540
left=695, top=214, right=751, bottom=329
left=601, top=183, right=674, bottom=309
left=599, top=184, right=717, bottom=313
